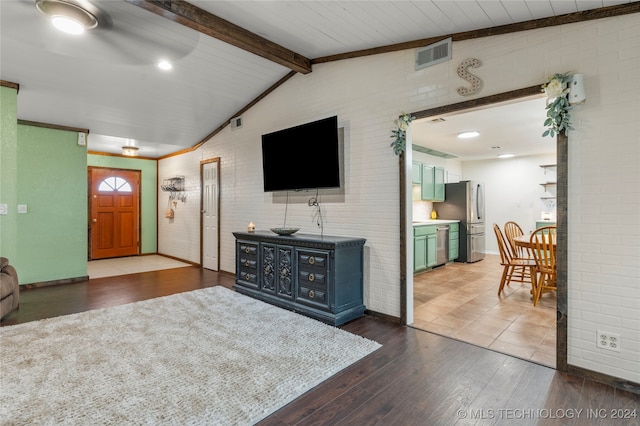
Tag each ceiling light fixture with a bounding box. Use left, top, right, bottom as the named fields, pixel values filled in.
left=156, top=60, right=173, bottom=71
left=122, top=146, right=139, bottom=157
left=457, top=131, right=480, bottom=139
left=498, top=153, right=515, bottom=159
left=36, top=0, right=99, bottom=35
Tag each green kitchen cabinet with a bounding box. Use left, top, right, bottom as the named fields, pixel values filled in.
left=420, top=164, right=445, bottom=202
left=434, top=167, right=445, bottom=201
left=449, top=223, right=459, bottom=261
left=414, top=225, right=437, bottom=273
left=412, top=161, right=422, bottom=184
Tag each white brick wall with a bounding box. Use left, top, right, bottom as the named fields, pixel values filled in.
left=158, top=150, right=202, bottom=263
left=162, top=15, right=640, bottom=384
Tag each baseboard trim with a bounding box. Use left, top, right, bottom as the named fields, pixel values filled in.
left=364, top=309, right=401, bottom=324
left=21, top=276, right=89, bottom=289
left=156, top=253, right=199, bottom=267
left=567, top=364, right=640, bottom=395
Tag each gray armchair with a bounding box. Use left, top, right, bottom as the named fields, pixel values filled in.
left=0, top=257, right=19, bottom=320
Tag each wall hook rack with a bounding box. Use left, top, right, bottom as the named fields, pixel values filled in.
left=161, top=176, right=186, bottom=202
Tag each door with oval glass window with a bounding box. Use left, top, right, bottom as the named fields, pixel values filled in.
left=89, top=167, right=141, bottom=260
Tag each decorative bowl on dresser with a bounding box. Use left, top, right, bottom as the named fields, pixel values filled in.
left=233, top=231, right=366, bottom=326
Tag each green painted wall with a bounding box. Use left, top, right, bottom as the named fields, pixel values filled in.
left=17, top=125, right=87, bottom=284
left=87, top=154, right=157, bottom=254
left=0, top=87, right=18, bottom=263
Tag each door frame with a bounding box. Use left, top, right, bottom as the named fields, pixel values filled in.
left=87, top=166, right=142, bottom=260
left=399, top=84, right=568, bottom=372
left=200, top=158, right=221, bottom=271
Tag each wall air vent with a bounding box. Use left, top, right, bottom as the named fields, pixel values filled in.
left=415, top=38, right=452, bottom=70
left=230, top=116, right=243, bottom=130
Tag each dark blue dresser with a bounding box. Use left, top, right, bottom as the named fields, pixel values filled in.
left=233, top=231, right=366, bottom=326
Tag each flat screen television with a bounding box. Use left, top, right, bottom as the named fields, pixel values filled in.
left=261, top=116, right=340, bottom=192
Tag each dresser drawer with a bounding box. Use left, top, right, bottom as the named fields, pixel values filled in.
left=239, top=243, right=258, bottom=256
left=296, top=249, right=330, bottom=311
left=236, top=241, right=259, bottom=289
left=298, top=285, right=329, bottom=310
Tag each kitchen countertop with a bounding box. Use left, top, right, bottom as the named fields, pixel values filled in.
left=413, top=220, right=460, bottom=226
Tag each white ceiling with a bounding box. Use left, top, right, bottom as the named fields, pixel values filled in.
left=412, top=96, right=556, bottom=161
left=0, top=1, right=632, bottom=158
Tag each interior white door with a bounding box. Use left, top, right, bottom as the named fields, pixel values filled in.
left=202, top=161, right=219, bottom=271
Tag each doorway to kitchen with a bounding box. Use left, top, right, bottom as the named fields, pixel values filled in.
left=401, top=86, right=565, bottom=369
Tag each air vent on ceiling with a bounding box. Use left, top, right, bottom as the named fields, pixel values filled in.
left=412, top=144, right=458, bottom=159
left=415, top=38, right=452, bottom=70
left=230, top=116, right=243, bottom=130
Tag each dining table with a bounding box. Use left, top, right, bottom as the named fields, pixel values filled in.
left=513, top=232, right=557, bottom=250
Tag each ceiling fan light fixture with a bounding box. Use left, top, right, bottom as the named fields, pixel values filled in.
left=36, top=0, right=99, bottom=34
left=156, top=60, right=173, bottom=71
left=122, top=146, right=139, bottom=157
left=51, top=15, right=85, bottom=34
left=457, top=131, right=480, bottom=139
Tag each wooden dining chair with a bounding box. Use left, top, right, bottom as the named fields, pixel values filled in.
left=504, top=221, right=533, bottom=281
left=493, top=224, right=537, bottom=295
left=504, top=221, right=527, bottom=258
left=529, top=225, right=557, bottom=306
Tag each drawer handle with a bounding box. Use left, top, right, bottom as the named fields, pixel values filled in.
left=309, top=290, right=315, bottom=299
left=245, top=247, right=250, bottom=254
left=309, top=256, right=315, bottom=265
left=308, top=273, right=315, bottom=282
left=244, top=260, right=250, bottom=267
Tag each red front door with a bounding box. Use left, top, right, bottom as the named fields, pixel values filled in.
left=89, top=167, right=140, bottom=260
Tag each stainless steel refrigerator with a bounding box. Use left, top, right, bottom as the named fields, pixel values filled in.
left=438, top=181, right=485, bottom=263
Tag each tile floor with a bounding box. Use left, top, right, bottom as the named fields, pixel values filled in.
left=412, top=254, right=557, bottom=368
left=88, top=255, right=191, bottom=279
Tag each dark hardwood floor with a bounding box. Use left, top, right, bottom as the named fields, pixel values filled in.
left=3, top=267, right=638, bottom=425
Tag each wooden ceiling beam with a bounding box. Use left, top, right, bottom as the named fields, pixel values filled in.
left=312, top=2, right=640, bottom=64
left=125, top=0, right=312, bottom=74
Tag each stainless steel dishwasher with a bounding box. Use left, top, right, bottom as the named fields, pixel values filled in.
left=436, top=226, right=449, bottom=266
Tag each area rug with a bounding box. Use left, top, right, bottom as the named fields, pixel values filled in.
left=0, top=286, right=380, bottom=425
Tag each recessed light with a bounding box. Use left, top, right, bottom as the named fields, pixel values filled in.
left=157, top=60, right=173, bottom=71
left=498, top=153, right=515, bottom=159
left=458, top=131, right=480, bottom=139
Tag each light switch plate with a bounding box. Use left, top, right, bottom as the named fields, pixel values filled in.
left=0, top=204, right=7, bottom=215
left=78, top=132, right=86, bottom=146
left=17, top=204, right=27, bottom=214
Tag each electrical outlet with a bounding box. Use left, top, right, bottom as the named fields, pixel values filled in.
left=597, top=330, right=621, bottom=352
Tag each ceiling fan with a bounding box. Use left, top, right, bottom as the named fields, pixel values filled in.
left=6, top=0, right=199, bottom=66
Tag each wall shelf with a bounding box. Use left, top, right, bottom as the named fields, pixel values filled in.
left=540, top=182, right=557, bottom=190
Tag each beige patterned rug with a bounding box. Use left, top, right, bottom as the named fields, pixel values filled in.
left=0, top=286, right=380, bottom=425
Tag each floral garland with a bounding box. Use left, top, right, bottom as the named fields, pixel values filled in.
left=542, top=73, right=574, bottom=138
left=390, top=113, right=415, bottom=155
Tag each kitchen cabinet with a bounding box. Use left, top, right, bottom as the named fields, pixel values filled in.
left=449, top=223, right=459, bottom=261
left=422, top=165, right=445, bottom=202
left=233, top=231, right=366, bottom=326
left=412, top=161, right=422, bottom=184
left=536, top=220, right=556, bottom=230
left=414, top=225, right=437, bottom=272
